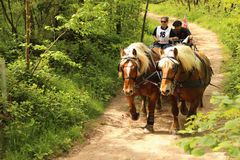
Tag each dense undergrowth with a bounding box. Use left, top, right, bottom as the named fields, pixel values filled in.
left=0, top=0, right=143, bottom=159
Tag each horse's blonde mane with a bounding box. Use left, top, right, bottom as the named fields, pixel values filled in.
left=124, top=42, right=150, bottom=74
left=164, top=45, right=201, bottom=71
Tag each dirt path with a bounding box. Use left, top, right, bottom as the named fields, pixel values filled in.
left=57, top=13, right=226, bottom=160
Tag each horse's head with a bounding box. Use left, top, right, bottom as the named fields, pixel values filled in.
left=118, top=48, right=141, bottom=96
left=157, top=48, right=180, bottom=96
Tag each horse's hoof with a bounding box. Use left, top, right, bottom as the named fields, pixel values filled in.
left=131, top=113, right=139, bottom=121
left=143, top=125, right=154, bottom=133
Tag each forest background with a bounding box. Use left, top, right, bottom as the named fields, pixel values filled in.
left=0, top=0, right=239, bottom=159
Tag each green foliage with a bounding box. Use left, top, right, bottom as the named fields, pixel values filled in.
left=178, top=93, right=240, bottom=158
left=0, top=36, right=24, bottom=63
left=42, top=50, right=82, bottom=72
left=143, top=18, right=159, bottom=45
left=4, top=126, right=84, bottom=160
left=1, top=0, right=143, bottom=159
left=63, top=1, right=109, bottom=36
left=2, top=58, right=105, bottom=159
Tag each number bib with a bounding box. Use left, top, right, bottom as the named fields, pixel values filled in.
left=156, top=26, right=171, bottom=44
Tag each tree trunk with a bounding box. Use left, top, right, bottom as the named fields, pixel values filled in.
left=194, top=0, right=199, bottom=6
left=0, top=58, right=7, bottom=106
left=116, top=4, right=122, bottom=34
left=193, top=0, right=196, bottom=6
left=187, top=0, right=191, bottom=11
left=0, top=0, right=18, bottom=36
left=25, top=0, right=31, bottom=70
left=0, top=58, right=7, bottom=158
left=0, top=127, right=4, bottom=160
left=179, top=0, right=184, bottom=5
left=141, top=0, right=150, bottom=42
left=7, top=0, right=13, bottom=24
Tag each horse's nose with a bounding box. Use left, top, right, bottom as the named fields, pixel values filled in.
left=123, top=89, right=134, bottom=96
left=129, top=90, right=133, bottom=94
left=162, top=89, right=170, bottom=96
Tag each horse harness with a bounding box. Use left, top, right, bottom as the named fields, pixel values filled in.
left=160, top=56, right=180, bottom=82
left=159, top=55, right=209, bottom=89
left=118, top=52, right=162, bottom=88
left=118, top=56, right=140, bottom=82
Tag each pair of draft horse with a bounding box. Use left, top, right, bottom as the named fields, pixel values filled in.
left=118, top=42, right=213, bottom=133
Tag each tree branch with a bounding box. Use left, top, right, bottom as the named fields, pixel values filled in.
left=0, top=0, right=17, bottom=35
left=7, top=0, right=13, bottom=24
left=31, top=30, right=67, bottom=76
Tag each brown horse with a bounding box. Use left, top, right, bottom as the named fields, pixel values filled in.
left=118, top=42, right=161, bottom=132
left=157, top=45, right=213, bottom=133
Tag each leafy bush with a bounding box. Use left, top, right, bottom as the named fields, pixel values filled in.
left=0, top=0, right=143, bottom=159
left=2, top=60, right=94, bottom=159
left=178, top=93, right=240, bottom=158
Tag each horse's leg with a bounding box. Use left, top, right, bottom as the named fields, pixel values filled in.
left=170, top=95, right=180, bottom=134
left=144, top=94, right=158, bottom=133
left=180, top=100, right=188, bottom=115
left=200, top=96, right=204, bottom=108
left=141, top=96, right=147, bottom=114
left=187, top=99, right=200, bottom=118
left=126, top=96, right=139, bottom=121
left=156, top=95, right=162, bottom=112
left=185, top=99, right=201, bottom=131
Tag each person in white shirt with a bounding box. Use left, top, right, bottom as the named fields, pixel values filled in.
left=152, top=17, right=178, bottom=49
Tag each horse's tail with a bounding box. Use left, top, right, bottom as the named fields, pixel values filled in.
left=205, top=64, right=214, bottom=85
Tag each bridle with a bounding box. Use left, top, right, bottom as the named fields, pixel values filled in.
left=118, top=56, right=140, bottom=82
left=158, top=56, right=180, bottom=82
left=119, top=54, right=161, bottom=87
left=159, top=56, right=206, bottom=89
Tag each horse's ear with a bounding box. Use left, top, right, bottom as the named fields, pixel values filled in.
left=120, top=48, right=125, bottom=57
left=132, top=49, right=137, bottom=56
left=173, top=48, right=178, bottom=57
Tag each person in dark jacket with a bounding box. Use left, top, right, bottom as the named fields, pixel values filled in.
left=172, top=20, right=193, bottom=46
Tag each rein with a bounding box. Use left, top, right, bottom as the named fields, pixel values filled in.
left=135, top=51, right=162, bottom=87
